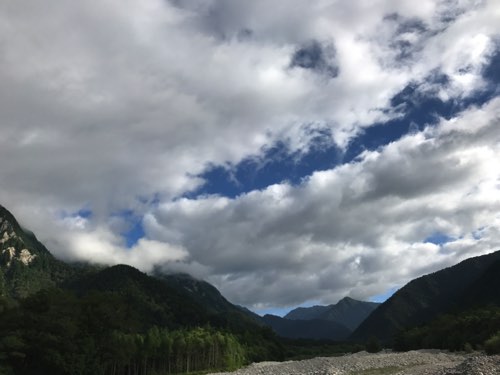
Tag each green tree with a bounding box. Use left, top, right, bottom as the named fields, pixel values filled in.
left=485, top=332, right=500, bottom=354
left=366, top=336, right=382, bottom=353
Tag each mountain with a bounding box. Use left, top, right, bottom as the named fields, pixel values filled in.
left=285, top=297, right=380, bottom=331
left=285, top=305, right=331, bottom=320
left=0, top=205, right=77, bottom=299
left=460, top=259, right=500, bottom=308
left=261, top=314, right=352, bottom=341
left=236, top=304, right=265, bottom=322
left=152, top=272, right=267, bottom=329
left=155, top=272, right=240, bottom=314
left=0, top=266, right=269, bottom=375
left=0, top=204, right=285, bottom=374
left=391, top=259, right=500, bottom=352
left=318, top=297, right=380, bottom=331
left=351, top=250, right=500, bottom=342
left=67, top=264, right=214, bottom=329
left=0, top=204, right=263, bottom=329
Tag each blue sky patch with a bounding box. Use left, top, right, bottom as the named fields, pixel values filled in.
left=345, top=68, right=498, bottom=162
left=60, top=207, right=93, bottom=220
left=483, top=41, right=500, bottom=86
left=253, top=299, right=322, bottom=317
left=186, top=43, right=500, bottom=203
left=189, top=132, right=341, bottom=198
left=472, top=227, right=486, bottom=240
left=74, top=208, right=92, bottom=219
left=369, top=286, right=399, bottom=303
left=253, top=306, right=294, bottom=317
left=192, top=67, right=498, bottom=200
left=424, top=232, right=455, bottom=245
left=113, top=210, right=146, bottom=248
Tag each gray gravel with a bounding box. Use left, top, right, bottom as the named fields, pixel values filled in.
left=209, top=350, right=500, bottom=375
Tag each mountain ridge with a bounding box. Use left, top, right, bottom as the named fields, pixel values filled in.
left=0, top=204, right=286, bottom=374
left=0, top=204, right=79, bottom=299
left=351, top=250, right=500, bottom=342
left=3, top=202, right=500, bottom=354
left=285, top=296, right=380, bottom=331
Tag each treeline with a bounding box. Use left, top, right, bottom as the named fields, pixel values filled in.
left=393, top=306, right=500, bottom=353
left=0, top=289, right=263, bottom=375
left=102, top=327, right=244, bottom=375
left=0, top=286, right=386, bottom=375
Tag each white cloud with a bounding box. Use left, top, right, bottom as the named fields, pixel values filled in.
left=58, top=226, right=188, bottom=272
left=148, top=98, right=500, bottom=307
left=0, top=0, right=499, bottom=308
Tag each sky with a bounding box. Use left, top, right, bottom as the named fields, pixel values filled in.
left=1, top=0, right=500, bottom=316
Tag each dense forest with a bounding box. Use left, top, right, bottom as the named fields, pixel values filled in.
left=352, top=252, right=500, bottom=341
left=0, top=287, right=369, bottom=375
left=0, top=203, right=285, bottom=375
left=393, top=306, right=500, bottom=354
left=0, top=288, right=278, bottom=375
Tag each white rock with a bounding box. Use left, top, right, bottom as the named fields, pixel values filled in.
left=2, top=246, right=16, bottom=267
left=19, top=249, right=36, bottom=265
left=0, top=231, right=10, bottom=244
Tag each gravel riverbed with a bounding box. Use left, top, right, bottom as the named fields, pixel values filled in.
left=209, top=350, right=500, bottom=375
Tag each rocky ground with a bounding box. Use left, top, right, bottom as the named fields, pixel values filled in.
left=210, top=350, right=500, bottom=375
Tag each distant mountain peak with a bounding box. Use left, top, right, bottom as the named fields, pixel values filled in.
left=340, top=296, right=354, bottom=301
left=337, top=296, right=356, bottom=304
left=284, top=296, right=380, bottom=331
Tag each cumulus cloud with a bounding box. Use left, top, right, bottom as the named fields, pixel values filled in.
left=54, top=218, right=188, bottom=272
left=148, top=98, right=500, bottom=307
left=0, top=0, right=499, bottom=308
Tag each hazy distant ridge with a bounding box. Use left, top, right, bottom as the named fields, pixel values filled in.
left=285, top=297, right=380, bottom=331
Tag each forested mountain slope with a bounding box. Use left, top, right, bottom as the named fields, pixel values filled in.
left=262, top=314, right=352, bottom=340
left=352, top=250, right=500, bottom=342
left=0, top=205, right=78, bottom=299
left=0, top=204, right=284, bottom=374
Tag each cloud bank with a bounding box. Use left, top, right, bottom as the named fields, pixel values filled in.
left=148, top=98, right=500, bottom=307
left=0, top=0, right=499, bottom=309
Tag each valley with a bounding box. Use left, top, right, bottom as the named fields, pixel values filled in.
left=1, top=203, right=500, bottom=374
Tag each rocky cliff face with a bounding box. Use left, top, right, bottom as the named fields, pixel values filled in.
left=0, top=215, right=37, bottom=268
left=0, top=205, right=75, bottom=299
